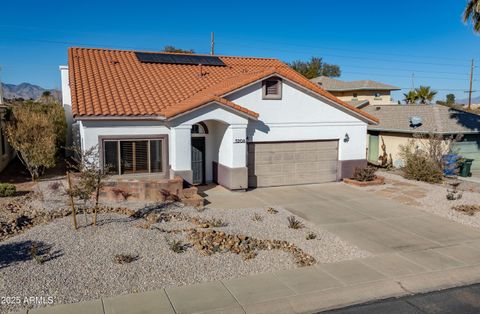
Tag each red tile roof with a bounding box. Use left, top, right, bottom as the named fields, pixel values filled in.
left=68, top=47, right=378, bottom=123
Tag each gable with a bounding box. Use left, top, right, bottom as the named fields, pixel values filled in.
left=227, top=80, right=366, bottom=124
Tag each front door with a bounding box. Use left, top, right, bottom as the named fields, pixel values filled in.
left=191, top=137, right=206, bottom=185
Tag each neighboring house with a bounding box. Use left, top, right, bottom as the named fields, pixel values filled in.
left=310, top=76, right=400, bottom=108
left=363, top=104, right=480, bottom=170
left=60, top=47, right=378, bottom=190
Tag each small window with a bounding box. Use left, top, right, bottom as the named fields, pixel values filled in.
left=262, top=78, right=282, bottom=99
left=374, top=92, right=382, bottom=99
left=191, top=122, right=208, bottom=134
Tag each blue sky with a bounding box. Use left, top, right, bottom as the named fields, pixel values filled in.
left=0, top=0, right=479, bottom=102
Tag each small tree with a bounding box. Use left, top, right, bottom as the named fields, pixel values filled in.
left=67, top=145, right=109, bottom=226
left=289, top=57, right=341, bottom=79
left=163, top=45, right=195, bottom=53
left=446, top=94, right=455, bottom=106
left=5, top=106, right=56, bottom=180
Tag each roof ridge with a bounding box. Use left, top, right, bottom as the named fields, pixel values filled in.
left=68, top=46, right=281, bottom=61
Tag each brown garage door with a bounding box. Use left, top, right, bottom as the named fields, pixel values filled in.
left=248, top=140, right=338, bottom=188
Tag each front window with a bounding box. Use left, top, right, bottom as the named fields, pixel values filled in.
left=103, top=138, right=165, bottom=175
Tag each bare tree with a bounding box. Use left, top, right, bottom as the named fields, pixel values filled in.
left=67, top=145, right=109, bottom=226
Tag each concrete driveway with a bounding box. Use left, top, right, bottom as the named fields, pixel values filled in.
left=200, top=182, right=480, bottom=256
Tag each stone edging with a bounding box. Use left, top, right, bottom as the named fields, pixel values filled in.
left=343, top=176, right=385, bottom=187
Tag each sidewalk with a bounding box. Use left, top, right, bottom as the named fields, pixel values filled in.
left=22, top=244, right=480, bottom=313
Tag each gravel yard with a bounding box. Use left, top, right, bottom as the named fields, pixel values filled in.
left=364, top=171, right=480, bottom=229
left=0, top=203, right=369, bottom=313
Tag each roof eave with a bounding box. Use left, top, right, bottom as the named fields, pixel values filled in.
left=368, top=127, right=480, bottom=134
left=74, top=115, right=166, bottom=121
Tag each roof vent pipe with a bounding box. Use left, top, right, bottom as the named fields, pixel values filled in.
left=410, top=116, right=423, bottom=128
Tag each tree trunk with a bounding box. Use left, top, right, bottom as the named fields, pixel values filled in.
left=93, top=175, right=101, bottom=226
left=66, top=172, right=78, bottom=230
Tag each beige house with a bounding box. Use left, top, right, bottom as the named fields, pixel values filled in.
left=310, top=76, right=400, bottom=107
left=362, top=104, right=480, bottom=171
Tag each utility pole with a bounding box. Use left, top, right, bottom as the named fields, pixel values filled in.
left=210, top=32, right=215, bottom=55
left=468, top=59, right=475, bottom=110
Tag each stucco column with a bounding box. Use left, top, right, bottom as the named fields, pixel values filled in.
left=216, top=124, right=248, bottom=190
left=169, top=124, right=193, bottom=183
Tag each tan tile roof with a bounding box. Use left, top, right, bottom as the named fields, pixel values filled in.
left=68, top=47, right=378, bottom=123
left=363, top=104, right=480, bottom=134
left=311, top=76, right=400, bottom=92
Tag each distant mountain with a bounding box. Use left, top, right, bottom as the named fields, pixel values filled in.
left=1, top=82, right=61, bottom=102
left=457, top=95, right=480, bottom=105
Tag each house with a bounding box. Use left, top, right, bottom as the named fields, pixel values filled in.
left=60, top=47, right=378, bottom=190
left=363, top=104, right=480, bottom=171
left=310, top=76, right=400, bottom=108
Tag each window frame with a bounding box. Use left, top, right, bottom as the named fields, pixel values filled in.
left=262, top=77, right=282, bottom=100
left=99, top=135, right=168, bottom=177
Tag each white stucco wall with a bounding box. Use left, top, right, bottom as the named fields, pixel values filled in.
left=59, top=66, right=74, bottom=150
left=226, top=80, right=368, bottom=161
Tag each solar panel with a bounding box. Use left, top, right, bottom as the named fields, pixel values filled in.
left=135, top=52, right=226, bottom=66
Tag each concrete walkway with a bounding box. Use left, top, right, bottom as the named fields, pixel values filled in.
left=22, top=183, right=480, bottom=314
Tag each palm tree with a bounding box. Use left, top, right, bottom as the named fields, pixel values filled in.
left=415, top=86, right=437, bottom=104
left=403, top=90, right=418, bottom=104
left=464, top=0, right=480, bottom=33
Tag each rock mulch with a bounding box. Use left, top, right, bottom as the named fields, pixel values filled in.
left=362, top=171, right=480, bottom=229
left=0, top=204, right=369, bottom=313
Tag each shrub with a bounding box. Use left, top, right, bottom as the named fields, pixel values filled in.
left=167, top=239, right=189, bottom=253
left=0, top=183, right=16, bottom=197
left=5, top=106, right=56, bottom=181
left=399, top=140, right=444, bottom=183
left=48, top=181, right=62, bottom=191
left=352, top=166, right=377, bottom=181
left=266, top=207, right=278, bottom=214
left=399, top=133, right=461, bottom=184
left=114, top=253, right=139, bottom=264
left=287, top=216, right=304, bottom=229
left=306, top=232, right=317, bottom=240
left=252, top=213, right=263, bottom=222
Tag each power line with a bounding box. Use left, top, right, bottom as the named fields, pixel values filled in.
left=217, top=36, right=469, bottom=62
left=219, top=42, right=470, bottom=68
left=0, top=35, right=472, bottom=68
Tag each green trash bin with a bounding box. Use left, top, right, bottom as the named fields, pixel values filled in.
left=460, top=158, right=474, bottom=177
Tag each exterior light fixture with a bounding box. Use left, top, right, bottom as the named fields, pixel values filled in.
left=343, top=133, right=350, bottom=143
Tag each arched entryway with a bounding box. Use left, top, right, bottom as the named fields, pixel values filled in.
left=190, top=120, right=229, bottom=185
